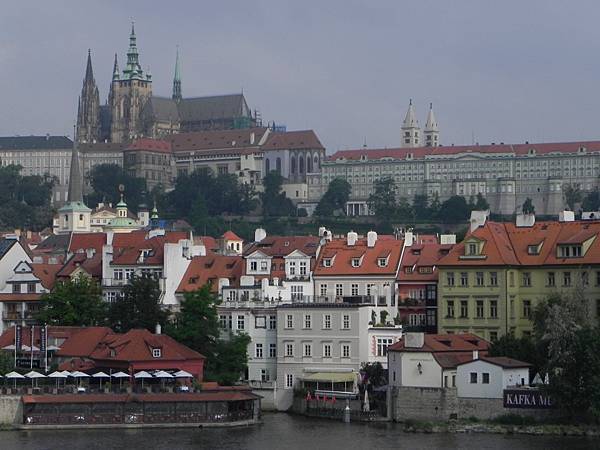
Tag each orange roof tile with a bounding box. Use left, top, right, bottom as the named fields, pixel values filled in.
left=222, top=231, right=243, bottom=241
left=388, top=333, right=489, bottom=354
left=177, top=255, right=244, bottom=293
left=31, top=263, right=62, bottom=290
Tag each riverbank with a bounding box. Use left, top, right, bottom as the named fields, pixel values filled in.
left=399, top=419, right=600, bottom=437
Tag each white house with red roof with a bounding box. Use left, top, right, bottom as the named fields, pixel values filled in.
left=456, top=356, right=531, bottom=399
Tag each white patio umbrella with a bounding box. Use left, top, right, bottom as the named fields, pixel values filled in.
left=70, top=371, right=90, bottom=388
left=363, top=389, right=370, bottom=412
left=134, top=370, right=153, bottom=389
left=2, top=344, right=15, bottom=350
left=5, top=371, right=25, bottom=389
left=92, top=371, right=110, bottom=390
left=48, top=371, right=68, bottom=390
left=173, top=370, right=193, bottom=378
left=111, top=371, right=130, bottom=390
left=25, top=370, right=46, bottom=388
left=47, top=345, right=61, bottom=351
left=154, top=370, right=173, bottom=389
left=22, top=345, right=40, bottom=352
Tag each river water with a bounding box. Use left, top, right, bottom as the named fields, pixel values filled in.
left=2, top=413, right=595, bottom=450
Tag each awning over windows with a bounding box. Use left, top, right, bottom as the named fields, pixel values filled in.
left=302, top=372, right=356, bottom=383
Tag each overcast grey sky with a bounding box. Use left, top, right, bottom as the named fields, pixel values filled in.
left=1, top=1, right=599, bottom=151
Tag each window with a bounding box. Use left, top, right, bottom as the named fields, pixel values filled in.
left=269, top=343, right=277, bottom=358
left=152, top=348, right=161, bottom=358
left=285, top=373, right=294, bottom=389
left=482, top=373, right=490, bottom=384
left=447, top=300, right=455, bottom=318
left=285, top=343, right=294, bottom=357
left=489, top=331, right=498, bottom=341
left=596, top=271, right=600, bottom=286
left=12, top=283, right=20, bottom=294
left=125, top=269, right=134, bottom=280
left=299, top=261, right=307, bottom=276
left=114, top=269, right=123, bottom=280
left=250, top=261, right=258, bottom=271
left=304, top=314, right=312, bottom=329
left=269, top=315, right=277, bottom=329
left=341, top=344, right=351, bottom=358
left=460, top=300, right=468, bottom=318
left=342, top=314, right=351, bottom=329
left=582, top=271, right=589, bottom=286
left=255, top=343, right=263, bottom=358
left=261, top=369, right=270, bottom=382
left=291, top=285, right=304, bottom=301
left=351, top=284, right=359, bottom=296
left=376, top=338, right=394, bottom=357
left=286, top=314, right=293, bottom=329
left=289, top=261, right=296, bottom=276
left=470, top=372, right=477, bottom=384
left=523, top=300, right=532, bottom=319
left=547, top=272, right=555, bottom=287
left=446, top=272, right=455, bottom=286
left=323, top=314, right=331, bottom=329
left=237, top=315, right=245, bottom=330
left=378, top=258, right=387, bottom=267
left=27, top=282, right=36, bottom=293
left=558, top=244, right=582, bottom=258
left=563, top=272, right=571, bottom=286
left=255, top=316, right=266, bottom=328
left=476, top=300, right=484, bottom=318
left=490, top=300, right=498, bottom=318
left=467, top=243, right=478, bottom=255
left=320, top=284, right=327, bottom=296
left=460, top=272, right=468, bottom=287
left=219, top=315, right=229, bottom=329
left=351, top=258, right=360, bottom=267
left=509, top=271, right=515, bottom=287
left=335, top=284, right=343, bottom=296
left=323, top=343, right=332, bottom=358
left=260, top=261, right=268, bottom=271
left=476, top=272, right=484, bottom=286
left=527, top=245, right=539, bottom=255
left=303, top=343, right=312, bottom=357
left=490, top=272, right=498, bottom=286
left=323, top=258, right=332, bottom=267
left=522, top=272, right=531, bottom=287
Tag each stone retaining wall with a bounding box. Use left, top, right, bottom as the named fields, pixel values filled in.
left=0, top=396, right=22, bottom=425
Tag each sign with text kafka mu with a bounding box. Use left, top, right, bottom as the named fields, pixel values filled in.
left=503, top=389, right=554, bottom=409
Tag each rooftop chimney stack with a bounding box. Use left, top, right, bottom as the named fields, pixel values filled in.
left=367, top=231, right=378, bottom=248
left=347, top=231, right=358, bottom=246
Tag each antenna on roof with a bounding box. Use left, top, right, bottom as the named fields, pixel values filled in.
left=363, top=137, right=367, bottom=148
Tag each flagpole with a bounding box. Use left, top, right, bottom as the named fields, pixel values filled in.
left=30, top=325, right=34, bottom=369
left=13, top=326, right=16, bottom=368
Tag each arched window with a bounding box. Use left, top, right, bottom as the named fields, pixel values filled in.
left=299, top=155, right=305, bottom=174
left=265, top=158, right=270, bottom=173
left=314, top=155, right=320, bottom=169
left=291, top=156, right=296, bottom=174
left=276, top=157, right=282, bottom=174
left=307, top=154, right=313, bottom=173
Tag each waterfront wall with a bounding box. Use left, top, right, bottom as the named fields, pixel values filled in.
left=252, top=388, right=275, bottom=411
left=391, top=387, right=557, bottom=422
left=0, top=396, right=22, bottom=425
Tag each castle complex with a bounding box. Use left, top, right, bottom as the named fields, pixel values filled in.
left=76, top=24, right=256, bottom=144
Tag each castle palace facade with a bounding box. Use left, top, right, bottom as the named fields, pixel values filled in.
left=76, top=24, right=257, bottom=144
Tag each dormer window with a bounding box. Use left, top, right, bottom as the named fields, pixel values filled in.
left=412, top=249, right=421, bottom=255
left=558, top=244, right=582, bottom=258
left=467, top=243, right=479, bottom=256
left=351, top=258, right=360, bottom=267
left=323, top=258, right=332, bottom=267
left=110, top=349, right=116, bottom=357
left=152, top=348, right=162, bottom=358
left=377, top=258, right=387, bottom=267
left=527, top=244, right=541, bottom=255
left=405, top=267, right=413, bottom=274
left=418, top=266, right=433, bottom=274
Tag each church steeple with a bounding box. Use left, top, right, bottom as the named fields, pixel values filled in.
left=112, top=53, right=120, bottom=81
left=424, top=103, right=440, bottom=147
left=67, top=139, right=83, bottom=203
left=76, top=49, right=100, bottom=143
left=401, top=99, right=421, bottom=148
left=123, top=22, right=144, bottom=79
left=172, top=47, right=182, bottom=101
left=57, top=137, right=91, bottom=234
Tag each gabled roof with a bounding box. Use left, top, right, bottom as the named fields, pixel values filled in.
left=263, top=130, right=324, bottom=151
left=126, top=138, right=172, bottom=154
left=55, top=327, right=114, bottom=357
left=222, top=231, right=242, bottom=241
left=169, top=127, right=267, bottom=152
left=398, top=242, right=453, bottom=282
left=57, top=252, right=103, bottom=279
left=177, top=93, right=251, bottom=123
left=388, top=333, right=489, bottom=354
left=458, top=356, right=532, bottom=369
left=0, top=238, right=18, bottom=259
left=243, top=236, right=321, bottom=258
left=68, top=233, right=107, bottom=254
left=31, top=263, right=62, bottom=290
left=314, top=235, right=402, bottom=277
left=0, top=136, right=73, bottom=150
left=177, top=254, right=244, bottom=293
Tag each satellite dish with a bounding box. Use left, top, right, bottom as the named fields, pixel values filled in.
left=118, top=184, right=125, bottom=193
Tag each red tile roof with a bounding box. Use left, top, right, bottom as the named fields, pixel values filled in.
left=244, top=236, right=321, bottom=258
left=110, top=231, right=189, bottom=266
left=0, top=293, right=42, bottom=302
left=388, top=333, right=489, bottom=354
left=31, top=263, right=62, bottom=290
left=263, top=130, right=324, bottom=150
left=0, top=325, right=88, bottom=349
left=68, top=233, right=107, bottom=254
left=55, top=327, right=114, bottom=357
left=125, top=138, right=172, bottom=153
left=328, top=140, right=600, bottom=162
left=476, top=356, right=532, bottom=369
left=222, top=231, right=242, bottom=241
left=439, top=220, right=600, bottom=267
left=169, top=128, right=268, bottom=152
left=56, top=252, right=103, bottom=279
left=314, top=235, right=402, bottom=277
left=177, top=255, right=244, bottom=293
left=398, top=243, right=453, bottom=282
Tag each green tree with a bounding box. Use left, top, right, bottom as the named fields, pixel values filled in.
left=361, top=362, right=387, bottom=387
left=0, top=351, right=14, bottom=373
left=582, top=188, right=600, bottom=212
left=261, top=171, right=296, bottom=217
left=428, top=192, right=441, bottom=221
left=368, top=177, right=397, bottom=223
left=438, top=196, right=470, bottom=223
left=87, top=163, right=147, bottom=211
left=315, top=178, right=351, bottom=216
left=108, top=276, right=168, bottom=333
left=37, top=275, right=107, bottom=326
left=522, top=197, right=535, bottom=215
left=488, top=334, right=544, bottom=382
left=474, top=192, right=490, bottom=211
left=209, top=333, right=251, bottom=385
left=412, top=194, right=429, bottom=220
left=563, top=183, right=582, bottom=211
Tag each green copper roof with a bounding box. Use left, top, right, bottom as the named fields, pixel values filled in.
left=58, top=201, right=92, bottom=213
left=107, top=217, right=138, bottom=228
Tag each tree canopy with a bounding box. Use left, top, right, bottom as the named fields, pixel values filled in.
left=438, top=195, right=471, bottom=223
left=522, top=197, right=535, bottom=215
left=368, top=177, right=397, bottom=224
left=563, top=183, right=582, bottom=211
left=582, top=188, right=600, bottom=212
left=315, top=178, right=351, bottom=216
left=107, top=276, right=169, bottom=333
left=86, top=164, right=147, bottom=211
left=261, top=171, right=296, bottom=217
left=37, top=275, right=107, bottom=326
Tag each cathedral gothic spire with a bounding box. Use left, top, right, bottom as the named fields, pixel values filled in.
left=76, top=49, right=100, bottom=143
left=172, top=47, right=182, bottom=101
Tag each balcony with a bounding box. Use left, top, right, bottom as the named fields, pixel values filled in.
left=247, top=380, right=275, bottom=390
left=3, top=312, right=22, bottom=321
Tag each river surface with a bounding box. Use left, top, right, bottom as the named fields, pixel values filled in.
left=2, top=413, right=596, bottom=450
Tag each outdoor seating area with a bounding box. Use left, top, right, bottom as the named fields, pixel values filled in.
left=0, top=369, right=196, bottom=396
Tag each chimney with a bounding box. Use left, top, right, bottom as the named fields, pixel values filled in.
left=367, top=231, right=378, bottom=248
left=250, top=132, right=255, bottom=145
left=254, top=228, right=267, bottom=243
left=439, top=234, right=456, bottom=245
left=472, top=350, right=479, bottom=360
left=347, top=231, right=358, bottom=246
left=404, top=231, right=414, bottom=247
left=155, top=323, right=162, bottom=335
left=318, top=226, right=326, bottom=237
left=559, top=210, right=575, bottom=222
left=516, top=213, right=535, bottom=227
left=469, top=210, right=490, bottom=232
left=85, top=248, right=95, bottom=259
left=404, top=332, right=425, bottom=349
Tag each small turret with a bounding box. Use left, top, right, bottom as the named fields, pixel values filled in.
left=112, top=53, right=120, bottom=81
left=172, top=46, right=182, bottom=101
left=401, top=99, right=421, bottom=148
left=423, top=103, right=440, bottom=147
